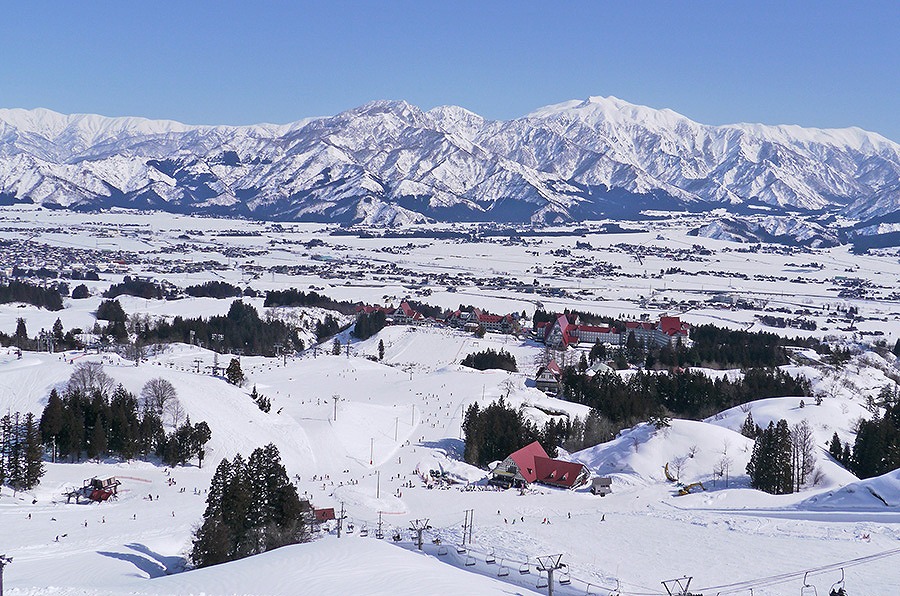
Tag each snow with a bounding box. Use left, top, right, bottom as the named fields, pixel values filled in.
left=2, top=211, right=900, bottom=594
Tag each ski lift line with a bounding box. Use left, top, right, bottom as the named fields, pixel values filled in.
left=696, top=547, right=900, bottom=594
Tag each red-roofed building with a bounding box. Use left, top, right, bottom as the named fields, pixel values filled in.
left=535, top=359, right=562, bottom=395
left=392, top=301, right=423, bottom=325
left=491, top=441, right=589, bottom=490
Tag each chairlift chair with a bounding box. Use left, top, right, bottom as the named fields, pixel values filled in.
left=801, top=571, right=818, bottom=596
left=456, top=544, right=467, bottom=555
left=465, top=553, right=476, bottom=567
left=485, top=548, right=496, bottom=564
left=437, top=544, right=448, bottom=556
left=359, top=524, right=368, bottom=537
left=536, top=570, right=549, bottom=589
left=558, top=563, right=571, bottom=586
left=497, top=559, right=509, bottom=577
left=519, top=561, right=531, bottom=575
left=829, top=568, right=847, bottom=596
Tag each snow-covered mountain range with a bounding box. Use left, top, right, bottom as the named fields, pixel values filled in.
left=1, top=97, right=898, bottom=227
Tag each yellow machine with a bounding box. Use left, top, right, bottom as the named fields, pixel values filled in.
left=676, top=481, right=705, bottom=496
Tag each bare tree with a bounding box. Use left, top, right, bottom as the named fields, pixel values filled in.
left=670, top=455, right=689, bottom=481
left=714, top=456, right=733, bottom=488
left=141, top=378, right=178, bottom=417
left=169, top=399, right=187, bottom=428
left=791, top=419, right=816, bottom=492
left=67, top=361, right=116, bottom=396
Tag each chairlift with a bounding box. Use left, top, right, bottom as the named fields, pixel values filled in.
left=437, top=544, right=448, bottom=556
left=584, top=583, right=599, bottom=596
left=346, top=523, right=354, bottom=534
left=456, top=544, right=467, bottom=555
left=829, top=568, right=847, bottom=596
left=485, top=548, right=496, bottom=565
left=375, top=529, right=384, bottom=540
left=801, top=571, right=818, bottom=596
left=519, top=561, right=531, bottom=575
left=359, top=524, right=368, bottom=537
left=465, top=553, right=476, bottom=567
left=497, top=558, right=510, bottom=577
left=536, top=570, right=549, bottom=589
left=558, top=563, right=571, bottom=586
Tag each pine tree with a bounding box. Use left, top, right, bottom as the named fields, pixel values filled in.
left=40, top=389, right=64, bottom=462
left=225, top=358, right=245, bottom=386
left=828, top=432, right=844, bottom=463
left=23, top=413, right=44, bottom=489
left=740, top=411, right=759, bottom=438
left=378, top=339, right=385, bottom=361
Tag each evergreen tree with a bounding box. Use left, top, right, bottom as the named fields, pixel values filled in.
left=378, top=339, right=385, bottom=361
left=740, top=411, right=759, bottom=439
left=14, top=317, right=27, bottom=346
left=893, top=338, right=900, bottom=358
left=225, top=358, right=245, bottom=386
left=23, top=413, right=44, bottom=488
left=40, top=389, right=65, bottom=461
left=191, top=445, right=307, bottom=568
left=828, top=432, right=844, bottom=463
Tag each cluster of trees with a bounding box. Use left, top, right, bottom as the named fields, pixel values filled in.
left=0, top=280, right=64, bottom=310
left=249, top=386, right=271, bottom=413
left=264, top=289, right=358, bottom=315
left=461, top=348, right=518, bottom=372
left=656, top=325, right=790, bottom=369
left=191, top=444, right=310, bottom=568
left=842, top=402, right=900, bottom=479
left=462, top=398, right=563, bottom=467
left=351, top=311, right=386, bottom=340
left=561, top=367, right=810, bottom=422
left=185, top=281, right=244, bottom=299
left=0, top=411, right=44, bottom=491
left=139, top=300, right=304, bottom=356
left=745, top=416, right=816, bottom=494
left=38, top=363, right=212, bottom=467
left=315, top=314, right=341, bottom=342
left=105, top=276, right=176, bottom=300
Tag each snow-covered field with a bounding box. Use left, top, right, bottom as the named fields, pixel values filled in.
left=1, top=207, right=900, bottom=595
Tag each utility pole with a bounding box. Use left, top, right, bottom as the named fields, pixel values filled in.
left=193, top=358, right=202, bottom=373
left=376, top=511, right=384, bottom=539
left=370, top=438, right=374, bottom=465
left=376, top=470, right=380, bottom=499
left=462, top=508, right=474, bottom=544
left=536, top=554, right=565, bottom=596
left=0, top=554, right=12, bottom=596
left=336, top=502, right=346, bottom=538
left=409, top=518, right=431, bottom=550
left=394, top=416, right=399, bottom=441
left=332, top=395, right=340, bottom=422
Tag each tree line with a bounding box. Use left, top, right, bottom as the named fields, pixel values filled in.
left=829, top=400, right=900, bottom=480
left=0, top=280, right=64, bottom=311
left=39, top=362, right=212, bottom=467
left=560, top=367, right=810, bottom=423
left=462, top=398, right=564, bottom=467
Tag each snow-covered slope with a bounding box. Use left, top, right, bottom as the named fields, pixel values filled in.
left=1, top=97, right=898, bottom=225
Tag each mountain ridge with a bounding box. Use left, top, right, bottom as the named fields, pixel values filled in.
left=1, top=97, right=898, bottom=228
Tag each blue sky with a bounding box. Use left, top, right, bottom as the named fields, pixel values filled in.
left=1, top=1, right=898, bottom=140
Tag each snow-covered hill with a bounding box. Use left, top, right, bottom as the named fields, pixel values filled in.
left=1, top=97, right=898, bottom=226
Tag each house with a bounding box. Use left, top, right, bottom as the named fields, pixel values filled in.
left=591, top=477, right=613, bottom=496
left=535, top=359, right=562, bottom=395
left=448, top=308, right=521, bottom=335
left=491, top=441, right=589, bottom=490
left=313, top=507, right=336, bottom=523
left=391, top=301, right=423, bottom=325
